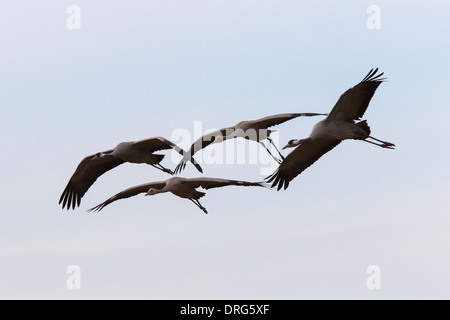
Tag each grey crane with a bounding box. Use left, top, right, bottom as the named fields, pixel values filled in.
left=174, top=112, right=327, bottom=174
left=266, top=68, right=395, bottom=190
left=59, top=136, right=203, bottom=210
left=87, top=177, right=266, bottom=214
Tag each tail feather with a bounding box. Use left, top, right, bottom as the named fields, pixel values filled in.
left=356, top=120, right=371, bottom=136
left=151, top=154, right=165, bottom=163
left=193, top=190, right=206, bottom=200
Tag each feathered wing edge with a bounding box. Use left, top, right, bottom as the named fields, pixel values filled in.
left=361, top=68, right=386, bottom=83
left=135, top=137, right=203, bottom=174
left=59, top=152, right=124, bottom=210
left=187, top=178, right=268, bottom=190
left=87, top=181, right=167, bottom=212
left=173, top=128, right=232, bottom=174
left=265, top=139, right=342, bottom=191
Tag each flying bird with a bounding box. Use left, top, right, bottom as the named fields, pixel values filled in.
left=87, top=177, right=266, bottom=214
left=174, top=112, right=327, bottom=174
left=266, top=68, right=395, bottom=190
left=59, top=136, right=203, bottom=210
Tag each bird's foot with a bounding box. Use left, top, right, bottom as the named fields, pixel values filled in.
left=202, top=208, right=208, bottom=214
left=382, top=143, right=395, bottom=149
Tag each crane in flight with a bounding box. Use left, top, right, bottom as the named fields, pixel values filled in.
left=174, top=112, right=327, bottom=174
left=266, top=68, right=395, bottom=190
left=59, top=136, right=202, bottom=210
left=87, top=177, right=266, bottom=214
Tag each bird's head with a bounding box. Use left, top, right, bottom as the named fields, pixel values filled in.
left=92, top=152, right=102, bottom=160
left=282, top=139, right=301, bottom=150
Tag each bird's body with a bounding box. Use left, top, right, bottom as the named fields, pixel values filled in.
left=174, top=112, right=327, bottom=173
left=88, top=176, right=266, bottom=214
left=267, top=68, right=395, bottom=190
left=308, top=119, right=369, bottom=141
left=108, top=141, right=164, bottom=164
left=59, top=136, right=203, bottom=210
left=150, top=177, right=207, bottom=200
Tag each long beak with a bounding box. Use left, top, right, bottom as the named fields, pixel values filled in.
left=282, top=144, right=291, bottom=150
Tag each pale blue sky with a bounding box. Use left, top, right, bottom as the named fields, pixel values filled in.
left=1, top=1, right=449, bottom=299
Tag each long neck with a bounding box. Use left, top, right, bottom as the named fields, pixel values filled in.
left=297, top=138, right=312, bottom=145
left=153, top=188, right=167, bottom=195
left=291, top=138, right=311, bottom=147
left=152, top=184, right=172, bottom=195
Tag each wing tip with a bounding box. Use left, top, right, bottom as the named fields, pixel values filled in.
left=362, top=68, right=386, bottom=83
left=265, top=170, right=293, bottom=191
left=59, top=187, right=82, bottom=210
left=174, top=159, right=188, bottom=175
left=87, top=203, right=104, bottom=213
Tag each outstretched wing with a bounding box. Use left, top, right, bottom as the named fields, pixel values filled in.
left=326, top=68, right=386, bottom=122
left=185, top=177, right=266, bottom=190
left=266, top=139, right=341, bottom=190
left=87, top=181, right=167, bottom=212
left=59, top=150, right=124, bottom=210
left=250, top=112, right=327, bottom=130
left=174, top=128, right=233, bottom=174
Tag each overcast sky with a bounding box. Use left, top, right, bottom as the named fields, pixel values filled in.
left=1, top=0, right=449, bottom=299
